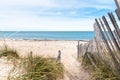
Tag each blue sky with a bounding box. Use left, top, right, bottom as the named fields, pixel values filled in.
left=0, top=0, right=117, bottom=31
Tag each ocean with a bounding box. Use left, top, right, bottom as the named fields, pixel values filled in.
left=0, top=31, right=94, bottom=40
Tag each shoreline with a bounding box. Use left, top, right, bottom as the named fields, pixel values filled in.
left=0, top=38, right=89, bottom=42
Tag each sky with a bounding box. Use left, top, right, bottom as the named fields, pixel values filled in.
left=0, top=0, right=117, bottom=31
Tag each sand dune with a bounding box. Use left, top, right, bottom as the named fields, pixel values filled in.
left=0, top=39, right=90, bottom=80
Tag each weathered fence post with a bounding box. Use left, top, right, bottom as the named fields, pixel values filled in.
left=114, top=0, right=120, bottom=8
left=77, top=41, right=80, bottom=58
left=99, top=19, right=116, bottom=52
left=102, top=16, right=120, bottom=54
left=29, top=51, right=33, bottom=75
left=108, top=13, right=120, bottom=45
left=109, top=13, right=120, bottom=36
left=86, top=52, right=97, bottom=69
left=96, top=18, right=120, bottom=74
left=115, top=0, right=120, bottom=21
left=56, top=50, right=61, bottom=63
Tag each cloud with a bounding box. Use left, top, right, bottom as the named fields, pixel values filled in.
left=69, top=11, right=76, bottom=15
left=0, top=12, right=94, bottom=31
left=0, top=0, right=116, bottom=9
left=52, top=0, right=116, bottom=10
left=0, top=0, right=116, bottom=31
left=95, top=0, right=115, bottom=4
left=0, top=0, right=54, bottom=7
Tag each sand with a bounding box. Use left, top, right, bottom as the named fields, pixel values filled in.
left=0, top=39, right=90, bottom=80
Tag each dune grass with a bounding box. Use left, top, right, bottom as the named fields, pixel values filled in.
left=93, top=66, right=120, bottom=80
left=8, top=54, right=64, bottom=80
left=82, top=52, right=120, bottom=80
left=0, top=44, right=19, bottom=60
left=0, top=44, right=64, bottom=80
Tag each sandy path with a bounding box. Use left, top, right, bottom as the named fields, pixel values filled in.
left=0, top=39, right=90, bottom=80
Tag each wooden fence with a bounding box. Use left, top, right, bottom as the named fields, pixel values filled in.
left=78, top=0, right=120, bottom=75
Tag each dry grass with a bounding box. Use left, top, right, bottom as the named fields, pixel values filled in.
left=0, top=44, right=19, bottom=60
left=8, top=55, right=64, bottom=80
left=0, top=44, right=64, bottom=80
left=82, top=52, right=120, bottom=80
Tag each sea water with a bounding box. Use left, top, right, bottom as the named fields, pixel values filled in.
left=0, top=31, right=94, bottom=40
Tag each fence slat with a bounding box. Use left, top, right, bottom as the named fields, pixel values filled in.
left=95, top=19, right=120, bottom=74
left=114, top=0, right=120, bottom=8
left=115, top=9, right=120, bottom=20
left=86, top=53, right=97, bottom=69
left=102, top=16, right=120, bottom=54
left=108, top=13, right=120, bottom=46
left=77, top=41, right=80, bottom=58
left=99, top=18, right=116, bottom=52
left=94, top=24, right=104, bottom=57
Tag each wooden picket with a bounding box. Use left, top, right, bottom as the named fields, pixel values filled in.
left=81, top=0, right=120, bottom=75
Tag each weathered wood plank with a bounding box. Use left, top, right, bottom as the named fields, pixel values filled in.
left=114, top=0, right=120, bottom=8
left=56, top=50, right=61, bottom=63
left=115, top=9, right=120, bottom=21
left=86, top=52, right=97, bottom=69
left=95, top=19, right=113, bottom=54
left=77, top=41, right=80, bottom=58
left=95, top=18, right=120, bottom=73
left=102, top=16, right=120, bottom=54
left=94, top=22, right=112, bottom=64
left=99, top=18, right=116, bottom=51
left=108, top=13, right=120, bottom=42
left=94, top=23, right=104, bottom=57
left=82, top=40, right=91, bottom=65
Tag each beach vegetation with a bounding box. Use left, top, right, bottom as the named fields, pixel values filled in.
left=82, top=52, right=120, bottom=80
left=8, top=54, right=64, bottom=80
left=0, top=44, right=19, bottom=60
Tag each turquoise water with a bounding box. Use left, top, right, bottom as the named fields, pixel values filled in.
left=0, top=31, right=94, bottom=40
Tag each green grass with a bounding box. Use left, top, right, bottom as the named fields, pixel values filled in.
left=0, top=44, right=19, bottom=60
left=8, top=56, right=64, bottom=80
left=93, top=66, right=120, bottom=80
left=0, top=44, right=64, bottom=80
left=82, top=52, right=120, bottom=80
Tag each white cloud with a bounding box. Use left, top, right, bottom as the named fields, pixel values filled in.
left=69, top=11, right=76, bottom=15
left=52, top=0, right=115, bottom=10
left=0, top=0, right=116, bottom=31
left=55, top=12, right=62, bottom=15
left=0, top=12, right=94, bottom=31
left=95, top=0, right=115, bottom=4
left=0, top=0, right=115, bottom=10
left=0, top=0, right=54, bottom=7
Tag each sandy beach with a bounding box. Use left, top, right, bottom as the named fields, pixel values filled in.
left=0, top=39, right=90, bottom=80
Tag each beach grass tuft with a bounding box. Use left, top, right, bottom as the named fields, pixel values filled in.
left=82, top=52, right=120, bottom=80
left=93, top=66, right=120, bottom=80
left=0, top=44, right=19, bottom=60
left=8, top=55, right=64, bottom=80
